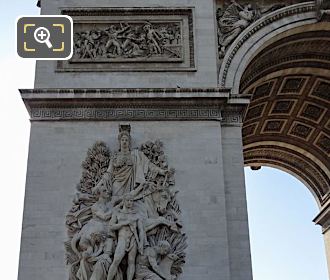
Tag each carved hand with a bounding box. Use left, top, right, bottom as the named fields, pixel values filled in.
left=168, top=253, right=179, bottom=261
left=120, top=221, right=131, bottom=226
left=170, top=223, right=179, bottom=232
left=159, top=169, right=166, bottom=176
left=82, top=251, right=91, bottom=259
left=138, top=244, right=143, bottom=254
left=99, top=253, right=112, bottom=264
left=159, top=217, right=171, bottom=226
left=104, top=211, right=113, bottom=220
left=124, top=218, right=138, bottom=226
left=163, top=167, right=175, bottom=179
left=109, top=220, right=130, bottom=230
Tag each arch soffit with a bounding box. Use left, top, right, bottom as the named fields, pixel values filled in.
left=242, top=71, right=330, bottom=206
left=244, top=141, right=330, bottom=207
left=242, top=68, right=330, bottom=94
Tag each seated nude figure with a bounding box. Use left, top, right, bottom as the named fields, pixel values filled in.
left=107, top=195, right=145, bottom=280
left=135, top=241, right=177, bottom=280
left=71, top=182, right=114, bottom=257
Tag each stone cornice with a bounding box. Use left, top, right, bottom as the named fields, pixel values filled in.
left=20, top=88, right=248, bottom=123
left=314, top=198, right=330, bottom=233
left=61, top=7, right=194, bottom=16
left=19, top=87, right=230, bottom=96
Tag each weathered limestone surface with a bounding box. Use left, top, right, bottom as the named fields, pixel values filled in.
left=35, top=0, right=219, bottom=88
left=221, top=126, right=253, bottom=280
left=323, top=230, right=330, bottom=277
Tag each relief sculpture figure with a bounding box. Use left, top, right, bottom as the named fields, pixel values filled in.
left=217, top=1, right=285, bottom=58
left=217, top=0, right=254, bottom=57
left=90, top=237, right=122, bottom=280
left=107, top=195, right=145, bottom=280
left=105, top=23, right=130, bottom=57
left=65, top=125, right=187, bottom=280
left=143, top=23, right=163, bottom=54
left=135, top=241, right=178, bottom=280
left=97, top=125, right=167, bottom=199
left=71, top=183, right=115, bottom=280
left=73, top=22, right=182, bottom=60
left=316, top=0, right=330, bottom=20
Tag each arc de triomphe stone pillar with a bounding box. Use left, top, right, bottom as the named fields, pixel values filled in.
left=20, top=0, right=320, bottom=280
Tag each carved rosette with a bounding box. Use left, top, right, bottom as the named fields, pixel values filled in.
left=65, top=125, right=187, bottom=280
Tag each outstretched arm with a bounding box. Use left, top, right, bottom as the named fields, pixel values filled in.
left=144, top=216, right=172, bottom=232
left=93, top=208, right=112, bottom=221
left=129, top=182, right=146, bottom=197
left=94, top=159, right=113, bottom=190
left=109, top=215, right=132, bottom=231
left=108, top=214, right=119, bottom=230
left=230, top=0, right=243, bottom=10
left=104, top=158, right=114, bottom=180
left=148, top=160, right=167, bottom=179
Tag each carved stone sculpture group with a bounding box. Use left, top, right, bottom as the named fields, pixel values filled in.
left=73, top=22, right=182, bottom=61
left=65, top=125, right=187, bottom=280
left=217, top=0, right=285, bottom=58
left=316, top=0, right=330, bottom=20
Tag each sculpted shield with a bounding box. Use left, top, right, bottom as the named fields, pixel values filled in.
left=65, top=125, right=187, bottom=280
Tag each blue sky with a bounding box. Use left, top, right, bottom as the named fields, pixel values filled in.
left=245, top=167, right=327, bottom=280
left=0, top=1, right=327, bottom=279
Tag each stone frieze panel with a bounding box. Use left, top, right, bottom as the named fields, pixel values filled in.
left=58, top=8, right=195, bottom=72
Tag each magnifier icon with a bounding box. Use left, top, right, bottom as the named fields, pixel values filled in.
left=34, top=27, right=53, bottom=48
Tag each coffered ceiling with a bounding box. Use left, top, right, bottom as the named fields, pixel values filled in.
left=241, top=29, right=330, bottom=206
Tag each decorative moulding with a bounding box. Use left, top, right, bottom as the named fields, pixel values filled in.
left=19, top=88, right=247, bottom=123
